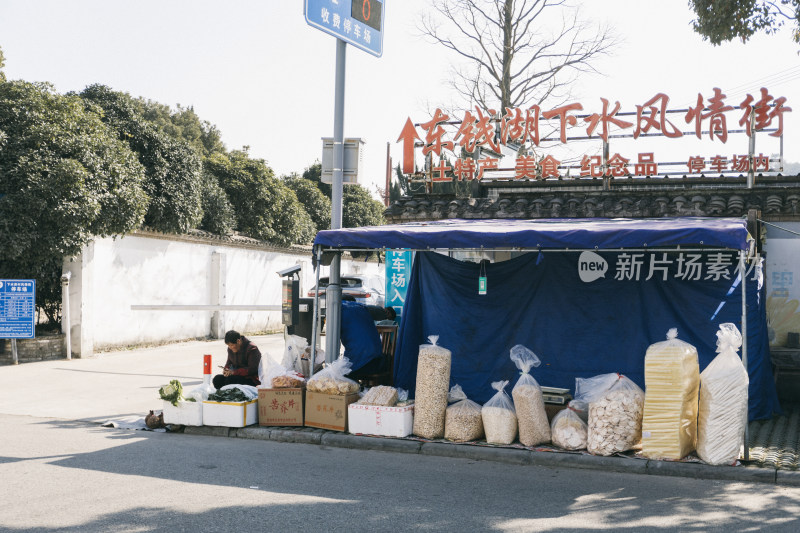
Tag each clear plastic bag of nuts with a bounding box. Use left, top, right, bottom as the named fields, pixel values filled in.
left=550, top=403, right=588, bottom=450
left=412, top=335, right=452, bottom=439
left=510, top=344, right=551, bottom=446
left=481, top=380, right=518, bottom=445
left=445, top=384, right=484, bottom=442
left=587, top=374, right=644, bottom=456
left=306, top=357, right=361, bottom=395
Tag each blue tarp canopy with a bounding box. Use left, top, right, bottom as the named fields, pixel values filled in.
left=313, top=217, right=751, bottom=252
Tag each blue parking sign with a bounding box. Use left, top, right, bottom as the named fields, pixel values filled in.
left=385, top=250, right=412, bottom=321
left=304, top=0, right=385, bottom=57
left=0, top=279, right=36, bottom=339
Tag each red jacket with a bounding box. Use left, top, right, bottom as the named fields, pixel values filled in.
left=224, top=336, right=261, bottom=385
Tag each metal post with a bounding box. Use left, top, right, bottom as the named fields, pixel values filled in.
left=602, top=139, right=610, bottom=191
left=385, top=142, right=391, bottom=207
left=61, top=272, right=72, bottom=360
left=11, top=338, right=18, bottom=365
left=310, top=248, right=323, bottom=377
left=740, top=250, right=750, bottom=461
left=325, top=38, right=347, bottom=364
left=747, top=109, right=756, bottom=189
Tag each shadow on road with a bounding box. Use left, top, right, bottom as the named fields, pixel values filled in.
left=6, top=418, right=800, bottom=532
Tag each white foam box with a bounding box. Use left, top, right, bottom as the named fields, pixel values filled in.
left=348, top=404, right=414, bottom=437
left=202, top=399, right=258, bottom=427
left=162, top=400, right=203, bottom=426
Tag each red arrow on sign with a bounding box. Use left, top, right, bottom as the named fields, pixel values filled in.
left=396, top=118, right=421, bottom=175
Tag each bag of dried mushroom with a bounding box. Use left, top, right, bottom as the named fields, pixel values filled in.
left=412, top=335, right=452, bottom=439
left=357, top=385, right=398, bottom=407
left=587, top=374, right=645, bottom=456
left=550, top=404, right=588, bottom=450
left=510, top=344, right=550, bottom=446
left=306, top=357, right=361, bottom=395
left=482, top=380, right=518, bottom=445
left=445, top=384, right=484, bottom=442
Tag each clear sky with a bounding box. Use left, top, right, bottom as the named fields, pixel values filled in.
left=1, top=0, right=798, bottom=197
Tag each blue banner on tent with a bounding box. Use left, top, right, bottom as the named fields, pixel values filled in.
left=393, top=251, right=779, bottom=421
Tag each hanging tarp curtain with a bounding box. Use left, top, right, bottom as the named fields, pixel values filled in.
left=392, top=250, right=779, bottom=421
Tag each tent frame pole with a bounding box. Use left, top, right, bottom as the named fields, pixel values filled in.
left=740, top=250, right=750, bottom=461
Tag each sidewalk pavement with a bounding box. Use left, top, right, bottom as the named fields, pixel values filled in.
left=0, top=334, right=286, bottom=423
left=1, top=334, right=798, bottom=486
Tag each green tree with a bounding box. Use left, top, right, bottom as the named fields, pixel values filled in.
left=284, top=173, right=331, bottom=232
left=79, top=84, right=203, bottom=234
left=199, top=168, right=236, bottom=235
left=0, top=80, right=148, bottom=324
left=206, top=151, right=315, bottom=246
left=0, top=46, right=6, bottom=82
left=690, top=0, right=800, bottom=45
left=302, top=162, right=331, bottom=197
left=342, top=184, right=385, bottom=228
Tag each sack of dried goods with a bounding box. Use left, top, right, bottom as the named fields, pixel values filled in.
left=587, top=374, right=645, bottom=456
left=551, top=404, right=588, bottom=450
left=697, top=323, right=749, bottom=465
left=412, top=335, right=452, bottom=439
left=571, top=373, right=621, bottom=422
left=306, top=357, right=361, bottom=395
left=482, top=380, right=518, bottom=445
left=444, top=384, right=484, bottom=442
left=641, top=328, right=700, bottom=460
left=357, top=385, right=399, bottom=407
left=510, top=344, right=550, bottom=446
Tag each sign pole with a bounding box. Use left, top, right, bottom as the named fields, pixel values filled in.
left=325, top=38, right=347, bottom=364
left=11, top=338, right=18, bottom=365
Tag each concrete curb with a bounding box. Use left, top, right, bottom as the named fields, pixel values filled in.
left=645, top=459, right=777, bottom=484
left=776, top=469, right=800, bottom=486
left=183, top=426, right=231, bottom=437
left=270, top=428, right=324, bottom=445
left=420, top=442, right=532, bottom=465
left=530, top=451, right=649, bottom=474
left=177, top=425, right=788, bottom=485
left=322, top=433, right=423, bottom=454
left=234, top=427, right=272, bottom=441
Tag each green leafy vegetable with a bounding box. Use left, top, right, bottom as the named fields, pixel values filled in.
left=208, top=388, right=249, bottom=402
left=159, top=379, right=185, bottom=406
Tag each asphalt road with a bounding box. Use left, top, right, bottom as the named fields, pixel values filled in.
left=2, top=414, right=800, bottom=532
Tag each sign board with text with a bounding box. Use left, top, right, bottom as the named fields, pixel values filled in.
left=304, top=0, right=385, bottom=57
left=0, top=279, right=36, bottom=339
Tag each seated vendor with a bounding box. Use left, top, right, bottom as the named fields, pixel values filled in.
left=340, top=300, right=385, bottom=380
left=365, top=305, right=397, bottom=323
left=213, top=330, right=262, bottom=389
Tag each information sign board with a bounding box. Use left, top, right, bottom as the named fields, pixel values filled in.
left=0, top=279, right=36, bottom=339
left=304, top=0, right=385, bottom=57
left=385, top=250, right=412, bottom=321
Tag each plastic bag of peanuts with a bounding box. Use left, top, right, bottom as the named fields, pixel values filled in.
left=510, top=344, right=551, bottom=446
left=444, top=384, right=484, bottom=442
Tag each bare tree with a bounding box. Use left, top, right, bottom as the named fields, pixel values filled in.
left=420, top=0, right=617, bottom=113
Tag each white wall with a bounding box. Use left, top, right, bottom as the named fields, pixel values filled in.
left=63, top=231, right=382, bottom=356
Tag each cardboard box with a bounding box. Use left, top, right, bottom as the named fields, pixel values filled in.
left=348, top=404, right=414, bottom=437
left=202, top=399, right=258, bottom=427
left=258, top=388, right=305, bottom=426
left=162, top=399, right=203, bottom=426
left=304, top=391, right=359, bottom=432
